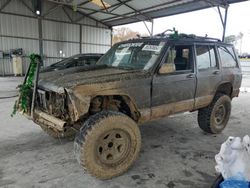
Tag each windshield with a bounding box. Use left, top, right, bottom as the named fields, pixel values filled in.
left=97, top=41, right=165, bottom=71
left=51, top=54, right=82, bottom=67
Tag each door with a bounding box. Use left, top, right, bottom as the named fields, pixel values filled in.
left=152, top=44, right=196, bottom=119
left=194, top=44, right=222, bottom=109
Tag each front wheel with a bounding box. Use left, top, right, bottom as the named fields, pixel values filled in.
left=198, top=94, right=231, bottom=134
left=74, top=111, right=141, bottom=179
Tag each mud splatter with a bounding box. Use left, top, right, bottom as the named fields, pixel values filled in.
left=167, top=181, right=175, bottom=188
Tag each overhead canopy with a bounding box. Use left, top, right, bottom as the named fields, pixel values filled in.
left=46, top=0, right=247, bottom=27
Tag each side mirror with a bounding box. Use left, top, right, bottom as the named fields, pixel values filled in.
left=159, top=63, right=176, bottom=74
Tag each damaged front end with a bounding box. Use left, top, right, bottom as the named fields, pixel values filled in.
left=15, top=55, right=90, bottom=133
left=31, top=85, right=90, bottom=133
left=35, top=88, right=69, bottom=132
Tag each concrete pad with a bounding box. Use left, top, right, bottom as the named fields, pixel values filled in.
left=0, top=77, right=250, bottom=188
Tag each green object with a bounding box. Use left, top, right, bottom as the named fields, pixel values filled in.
left=11, top=54, right=41, bottom=117
left=170, top=30, right=179, bottom=40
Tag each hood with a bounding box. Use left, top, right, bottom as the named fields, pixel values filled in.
left=38, top=65, right=147, bottom=92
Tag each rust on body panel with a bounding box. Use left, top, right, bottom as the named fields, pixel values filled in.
left=194, top=95, right=214, bottom=110
left=138, top=108, right=151, bottom=124
left=151, top=99, right=194, bottom=120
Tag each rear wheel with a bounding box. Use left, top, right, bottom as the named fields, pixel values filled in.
left=74, top=111, right=141, bottom=179
left=198, top=94, right=231, bottom=134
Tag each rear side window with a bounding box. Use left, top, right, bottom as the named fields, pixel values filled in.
left=218, top=46, right=237, bottom=68
left=196, top=45, right=217, bottom=70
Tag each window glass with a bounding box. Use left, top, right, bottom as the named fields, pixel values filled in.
left=218, top=46, right=237, bottom=68
left=196, top=45, right=217, bottom=70
left=210, top=47, right=217, bottom=67
left=97, top=41, right=165, bottom=71
left=165, top=46, right=191, bottom=71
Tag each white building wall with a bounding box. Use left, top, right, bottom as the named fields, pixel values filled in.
left=0, top=0, right=111, bottom=75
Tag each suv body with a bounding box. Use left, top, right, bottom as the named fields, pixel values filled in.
left=20, top=34, right=242, bottom=179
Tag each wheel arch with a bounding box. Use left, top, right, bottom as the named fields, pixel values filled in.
left=215, top=82, right=233, bottom=98
left=89, top=95, right=141, bottom=122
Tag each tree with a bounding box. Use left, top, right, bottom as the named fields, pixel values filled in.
left=225, top=32, right=244, bottom=55
left=224, top=35, right=237, bottom=44
left=237, top=32, right=244, bottom=55
left=112, top=27, right=147, bottom=45
left=225, top=32, right=244, bottom=45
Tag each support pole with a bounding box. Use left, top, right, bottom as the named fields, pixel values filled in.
left=38, top=17, right=43, bottom=64
left=110, top=27, right=113, bottom=46
left=151, top=19, right=154, bottom=37
left=31, top=57, right=41, bottom=119
left=143, top=20, right=154, bottom=37
left=80, top=25, right=82, bottom=53
left=222, top=5, right=228, bottom=42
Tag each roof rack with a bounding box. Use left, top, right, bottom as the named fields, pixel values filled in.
left=177, top=33, right=221, bottom=42
left=153, top=28, right=221, bottom=42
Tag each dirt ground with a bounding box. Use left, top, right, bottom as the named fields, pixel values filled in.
left=0, top=76, right=250, bottom=188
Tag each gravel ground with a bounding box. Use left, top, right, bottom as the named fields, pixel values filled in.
left=0, top=76, right=250, bottom=188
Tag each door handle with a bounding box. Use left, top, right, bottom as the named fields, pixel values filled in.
left=213, top=70, right=220, bottom=75
left=186, top=73, right=195, bottom=78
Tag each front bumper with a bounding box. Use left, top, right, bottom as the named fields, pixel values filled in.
left=34, top=110, right=66, bottom=132
left=23, top=110, right=66, bottom=132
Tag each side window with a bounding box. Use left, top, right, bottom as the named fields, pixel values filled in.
left=162, top=45, right=192, bottom=72
left=196, top=45, right=217, bottom=70
left=218, top=46, right=237, bottom=68
left=173, top=46, right=191, bottom=71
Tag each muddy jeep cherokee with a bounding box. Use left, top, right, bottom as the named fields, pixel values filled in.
left=21, top=34, right=241, bottom=179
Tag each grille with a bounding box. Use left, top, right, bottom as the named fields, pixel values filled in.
left=37, top=89, right=47, bottom=110
left=36, top=89, right=66, bottom=118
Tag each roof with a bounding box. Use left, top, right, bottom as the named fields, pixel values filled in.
left=115, top=33, right=233, bottom=45
left=46, top=0, right=248, bottom=27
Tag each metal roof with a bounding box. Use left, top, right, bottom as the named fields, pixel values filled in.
left=46, top=0, right=248, bottom=27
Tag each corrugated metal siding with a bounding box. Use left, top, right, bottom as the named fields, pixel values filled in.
left=0, top=37, right=39, bottom=54
left=43, top=41, right=80, bottom=58
left=43, top=58, right=63, bottom=67
left=0, top=14, right=38, bottom=38
left=82, top=44, right=110, bottom=54
left=0, top=57, right=30, bottom=76
left=0, top=0, right=111, bottom=76
left=78, top=17, right=98, bottom=26
left=42, top=20, right=80, bottom=42
left=92, top=12, right=113, bottom=20
left=82, top=26, right=111, bottom=45
left=43, top=5, right=72, bottom=22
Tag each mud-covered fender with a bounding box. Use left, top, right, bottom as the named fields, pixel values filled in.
left=66, top=89, right=91, bottom=122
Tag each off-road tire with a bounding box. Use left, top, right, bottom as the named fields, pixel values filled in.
left=198, top=94, right=231, bottom=134
left=40, top=124, right=76, bottom=139
left=74, top=111, right=141, bottom=180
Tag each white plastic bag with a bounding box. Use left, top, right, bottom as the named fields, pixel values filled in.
left=215, top=135, right=250, bottom=181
